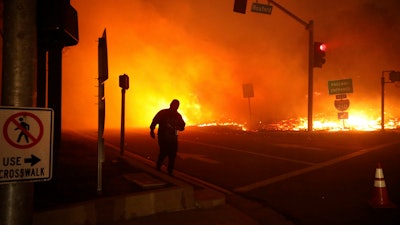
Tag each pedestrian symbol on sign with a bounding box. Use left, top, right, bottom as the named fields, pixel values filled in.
left=3, top=112, right=44, bottom=149
left=15, top=117, right=30, bottom=143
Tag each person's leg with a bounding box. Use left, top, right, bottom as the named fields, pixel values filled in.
left=167, top=150, right=177, bottom=175
left=157, top=143, right=168, bottom=171
left=167, top=141, right=178, bottom=175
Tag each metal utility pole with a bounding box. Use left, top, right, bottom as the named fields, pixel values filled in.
left=0, top=1, right=37, bottom=224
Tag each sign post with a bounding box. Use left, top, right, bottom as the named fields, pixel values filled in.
left=119, top=74, right=129, bottom=156
left=97, top=29, right=108, bottom=194
left=0, top=107, right=54, bottom=184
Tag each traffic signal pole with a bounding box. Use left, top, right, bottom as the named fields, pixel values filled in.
left=234, top=0, right=318, bottom=131
left=380, top=70, right=400, bottom=131
left=268, top=0, right=315, bottom=131
left=381, top=72, right=386, bottom=131
left=307, top=21, right=314, bottom=132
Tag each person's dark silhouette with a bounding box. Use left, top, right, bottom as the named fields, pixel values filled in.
left=150, top=99, right=186, bottom=176
left=15, top=117, right=30, bottom=143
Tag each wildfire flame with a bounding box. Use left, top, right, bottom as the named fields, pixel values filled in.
left=59, top=1, right=400, bottom=132
left=196, top=111, right=400, bottom=132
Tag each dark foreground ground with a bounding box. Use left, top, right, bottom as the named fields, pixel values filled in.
left=33, top=131, right=161, bottom=211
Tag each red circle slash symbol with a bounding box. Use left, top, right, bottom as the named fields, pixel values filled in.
left=3, top=112, right=44, bottom=149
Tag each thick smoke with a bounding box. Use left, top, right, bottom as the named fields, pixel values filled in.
left=62, top=0, right=400, bottom=130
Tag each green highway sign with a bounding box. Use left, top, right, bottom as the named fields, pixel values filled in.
left=328, top=79, right=353, bottom=95
left=251, top=3, right=273, bottom=14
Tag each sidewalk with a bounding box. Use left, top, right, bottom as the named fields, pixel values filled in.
left=33, top=131, right=293, bottom=225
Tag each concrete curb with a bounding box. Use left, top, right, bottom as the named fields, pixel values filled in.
left=34, top=184, right=195, bottom=225
left=34, top=152, right=228, bottom=225
left=120, top=152, right=227, bottom=209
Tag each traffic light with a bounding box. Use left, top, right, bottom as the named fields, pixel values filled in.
left=389, top=71, right=400, bottom=82
left=233, top=0, right=247, bottom=14
left=119, top=74, right=129, bottom=89
left=38, top=0, right=79, bottom=47
left=313, top=42, right=326, bottom=68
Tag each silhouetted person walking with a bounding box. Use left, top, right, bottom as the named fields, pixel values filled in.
left=150, top=99, right=185, bottom=176
left=15, top=117, right=30, bottom=143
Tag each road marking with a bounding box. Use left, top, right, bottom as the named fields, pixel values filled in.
left=273, top=144, right=325, bottom=151
left=178, top=152, right=220, bottom=164
left=181, top=139, right=315, bottom=166
left=234, top=140, right=400, bottom=193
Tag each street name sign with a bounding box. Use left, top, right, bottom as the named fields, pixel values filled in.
left=251, top=3, right=273, bottom=14
left=328, top=79, right=353, bottom=95
left=0, top=107, right=54, bottom=184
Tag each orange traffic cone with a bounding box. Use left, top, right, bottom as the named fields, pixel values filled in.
left=369, top=162, right=396, bottom=208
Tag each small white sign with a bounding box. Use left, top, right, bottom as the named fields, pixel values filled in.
left=0, top=107, right=53, bottom=184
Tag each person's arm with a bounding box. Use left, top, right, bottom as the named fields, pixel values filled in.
left=176, top=114, right=186, bottom=131
left=150, top=113, right=159, bottom=138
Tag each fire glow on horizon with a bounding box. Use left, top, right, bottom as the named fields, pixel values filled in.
left=197, top=110, right=400, bottom=132
left=60, top=0, right=400, bottom=131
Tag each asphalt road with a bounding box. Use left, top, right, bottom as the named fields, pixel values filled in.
left=96, top=126, right=400, bottom=225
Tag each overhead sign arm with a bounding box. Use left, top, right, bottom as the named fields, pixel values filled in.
left=268, top=0, right=309, bottom=28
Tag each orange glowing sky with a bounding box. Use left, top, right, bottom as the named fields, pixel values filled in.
left=61, top=0, right=400, bottom=130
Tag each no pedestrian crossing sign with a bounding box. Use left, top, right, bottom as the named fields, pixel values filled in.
left=0, top=107, right=54, bottom=184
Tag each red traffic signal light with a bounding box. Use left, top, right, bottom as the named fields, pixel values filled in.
left=233, top=0, right=247, bottom=14
left=313, top=42, right=326, bottom=68
left=319, top=43, right=326, bottom=51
